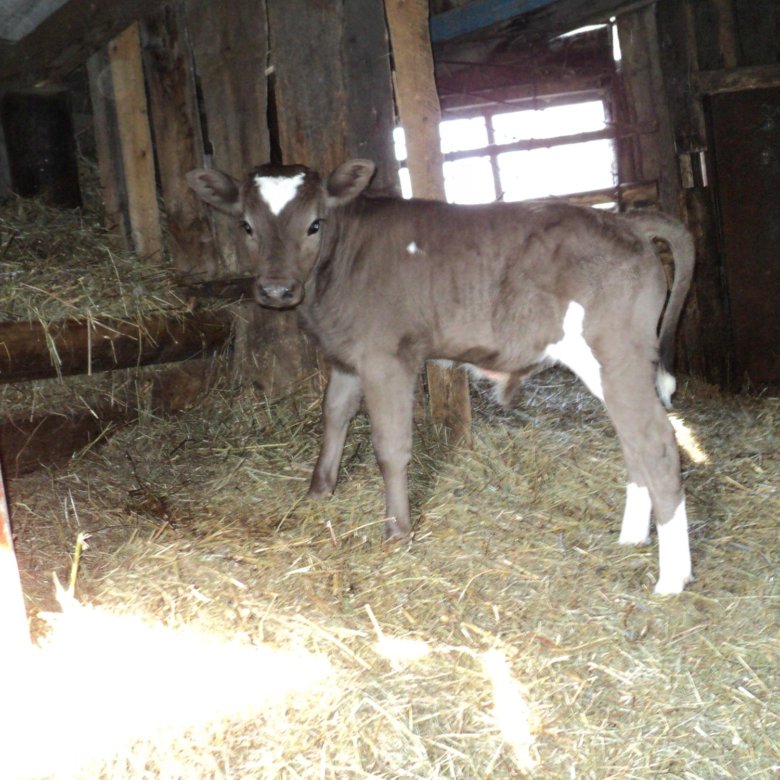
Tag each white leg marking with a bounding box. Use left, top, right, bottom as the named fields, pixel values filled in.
left=654, top=499, right=692, bottom=595
left=544, top=301, right=604, bottom=400
left=656, top=367, right=677, bottom=409
left=255, top=173, right=305, bottom=216
left=618, top=483, right=652, bottom=545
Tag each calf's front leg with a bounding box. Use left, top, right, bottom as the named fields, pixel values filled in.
left=361, top=358, right=417, bottom=540
left=308, top=366, right=363, bottom=499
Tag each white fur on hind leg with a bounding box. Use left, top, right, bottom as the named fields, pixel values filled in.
left=618, top=483, right=652, bottom=545
left=654, top=499, right=692, bottom=595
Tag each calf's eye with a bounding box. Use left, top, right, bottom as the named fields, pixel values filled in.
left=307, top=219, right=321, bottom=236
left=240, top=220, right=253, bottom=236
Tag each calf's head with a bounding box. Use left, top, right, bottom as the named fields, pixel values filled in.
left=186, top=159, right=376, bottom=308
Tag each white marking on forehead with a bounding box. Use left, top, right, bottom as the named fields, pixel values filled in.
left=407, top=241, right=421, bottom=254
left=543, top=301, right=603, bottom=400
left=255, top=172, right=305, bottom=216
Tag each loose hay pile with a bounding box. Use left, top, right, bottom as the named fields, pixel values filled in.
left=6, top=368, right=778, bottom=779
left=0, top=196, right=183, bottom=324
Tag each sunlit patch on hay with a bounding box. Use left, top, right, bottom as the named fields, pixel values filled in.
left=0, top=596, right=333, bottom=780
left=669, top=412, right=709, bottom=464
left=481, top=649, right=537, bottom=772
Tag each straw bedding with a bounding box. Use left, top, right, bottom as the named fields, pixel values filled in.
left=6, top=366, right=778, bottom=779
left=2, top=194, right=777, bottom=779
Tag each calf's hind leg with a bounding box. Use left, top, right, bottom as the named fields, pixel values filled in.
left=308, top=366, right=363, bottom=499
left=603, top=369, right=692, bottom=594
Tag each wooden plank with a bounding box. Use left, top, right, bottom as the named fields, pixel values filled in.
left=0, top=462, right=30, bottom=659
left=0, top=311, right=231, bottom=383
left=108, top=23, right=164, bottom=260
left=185, top=0, right=318, bottom=396
left=342, top=0, right=399, bottom=191
left=86, top=47, right=131, bottom=243
left=140, top=2, right=222, bottom=276
left=615, top=6, right=680, bottom=214
left=384, top=0, right=471, bottom=445
left=0, top=0, right=167, bottom=87
left=267, top=0, right=349, bottom=174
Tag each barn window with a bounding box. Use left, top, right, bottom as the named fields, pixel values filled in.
left=394, top=97, right=617, bottom=206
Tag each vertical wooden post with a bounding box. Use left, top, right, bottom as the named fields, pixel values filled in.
left=140, top=2, right=222, bottom=276
left=0, top=463, right=31, bottom=659
left=106, top=22, right=163, bottom=259
left=384, top=0, right=471, bottom=445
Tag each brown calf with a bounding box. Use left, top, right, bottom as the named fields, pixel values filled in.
left=188, top=159, right=695, bottom=594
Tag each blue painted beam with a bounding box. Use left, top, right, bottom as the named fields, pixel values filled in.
left=430, top=0, right=561, bottom=43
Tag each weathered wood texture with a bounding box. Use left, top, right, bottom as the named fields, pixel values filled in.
left=0, top=311, right=231, bottom=383
left=384, top=0, right=471, bottom=445
left=615, top=6, right=679, bottom=215
left=141, top=2, right=222, bottom=276
left=86, top=47, right=131, bottom=241
left=656, top=0, right=780, bottom=388
left=268, top=0, right=397, bottom=189
left=0, top=0, right=167, bottom=87
left=107, top=23, right=164, bottom=260
left=183, top=0, right=319, bottom=395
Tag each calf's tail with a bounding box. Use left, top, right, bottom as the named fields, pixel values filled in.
left=625, top=211, right=695, bottom=408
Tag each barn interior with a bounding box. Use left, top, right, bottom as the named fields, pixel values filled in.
left=0, top=1, right=778, bottom=778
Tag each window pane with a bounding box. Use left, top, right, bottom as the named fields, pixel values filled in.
left=439, top=117, right=488, bottom=153
left=443, top=157, right=495, bottom=204
left=497, top=139, right=616, bottom=201
left=492, top=101, right=606, bottom=144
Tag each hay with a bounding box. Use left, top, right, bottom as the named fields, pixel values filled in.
left=7, top=367, right=778, bottom=779
left=0, top=196, right=186, bottom=324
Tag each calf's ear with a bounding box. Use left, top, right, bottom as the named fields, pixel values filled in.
left=186, top=169, right=242, bottom=216
left=326, top=159, right=376, bottom=206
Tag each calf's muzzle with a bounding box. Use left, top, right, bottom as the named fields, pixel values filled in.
left=254, top=280, right=302, bottom=308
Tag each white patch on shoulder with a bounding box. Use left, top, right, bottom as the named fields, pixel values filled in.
left=255, top=173, right=305, bottom=216
left=654, top=499, right=692, bottom=595
left=406, top=241, right=422, bottom=255
left=618, top=483, right=652, bottom=545
left=543, top=301, right=603, bottom=400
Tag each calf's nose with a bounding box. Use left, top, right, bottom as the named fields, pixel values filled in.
left=255, top=281, right=300, bottom=307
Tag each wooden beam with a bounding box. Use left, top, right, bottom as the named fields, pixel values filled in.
left=0, top=359, right=219, bottom=478
left=430, top=0, right=558, bottom=42
left=0, top=311, right=231, bottom=383
left=384, top=0, right=471, bottom=445
left=0, top=0, right=167, bottom=87
left=696, top=63, right=780, bottom=95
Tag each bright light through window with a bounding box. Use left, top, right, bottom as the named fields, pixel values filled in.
left=498, top=139, right=616, bottom=201
left=491, top=101, right=606, bottom=143
left=394, top=99, right=616, bottom=205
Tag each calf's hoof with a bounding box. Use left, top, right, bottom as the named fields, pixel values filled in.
left=653, top=572, right=693, bottom=595
left=383, top=516, right=412, bottom=542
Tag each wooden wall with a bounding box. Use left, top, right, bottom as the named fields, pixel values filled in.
left=87, top=0, right=397, bottom=396
left=656, top=0, right=780, bottom=389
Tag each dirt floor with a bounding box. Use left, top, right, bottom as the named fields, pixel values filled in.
left=2, top=365, right=778, bottom=779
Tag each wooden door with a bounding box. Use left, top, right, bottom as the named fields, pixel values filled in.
left=707, top=86, right=780, bottom=390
